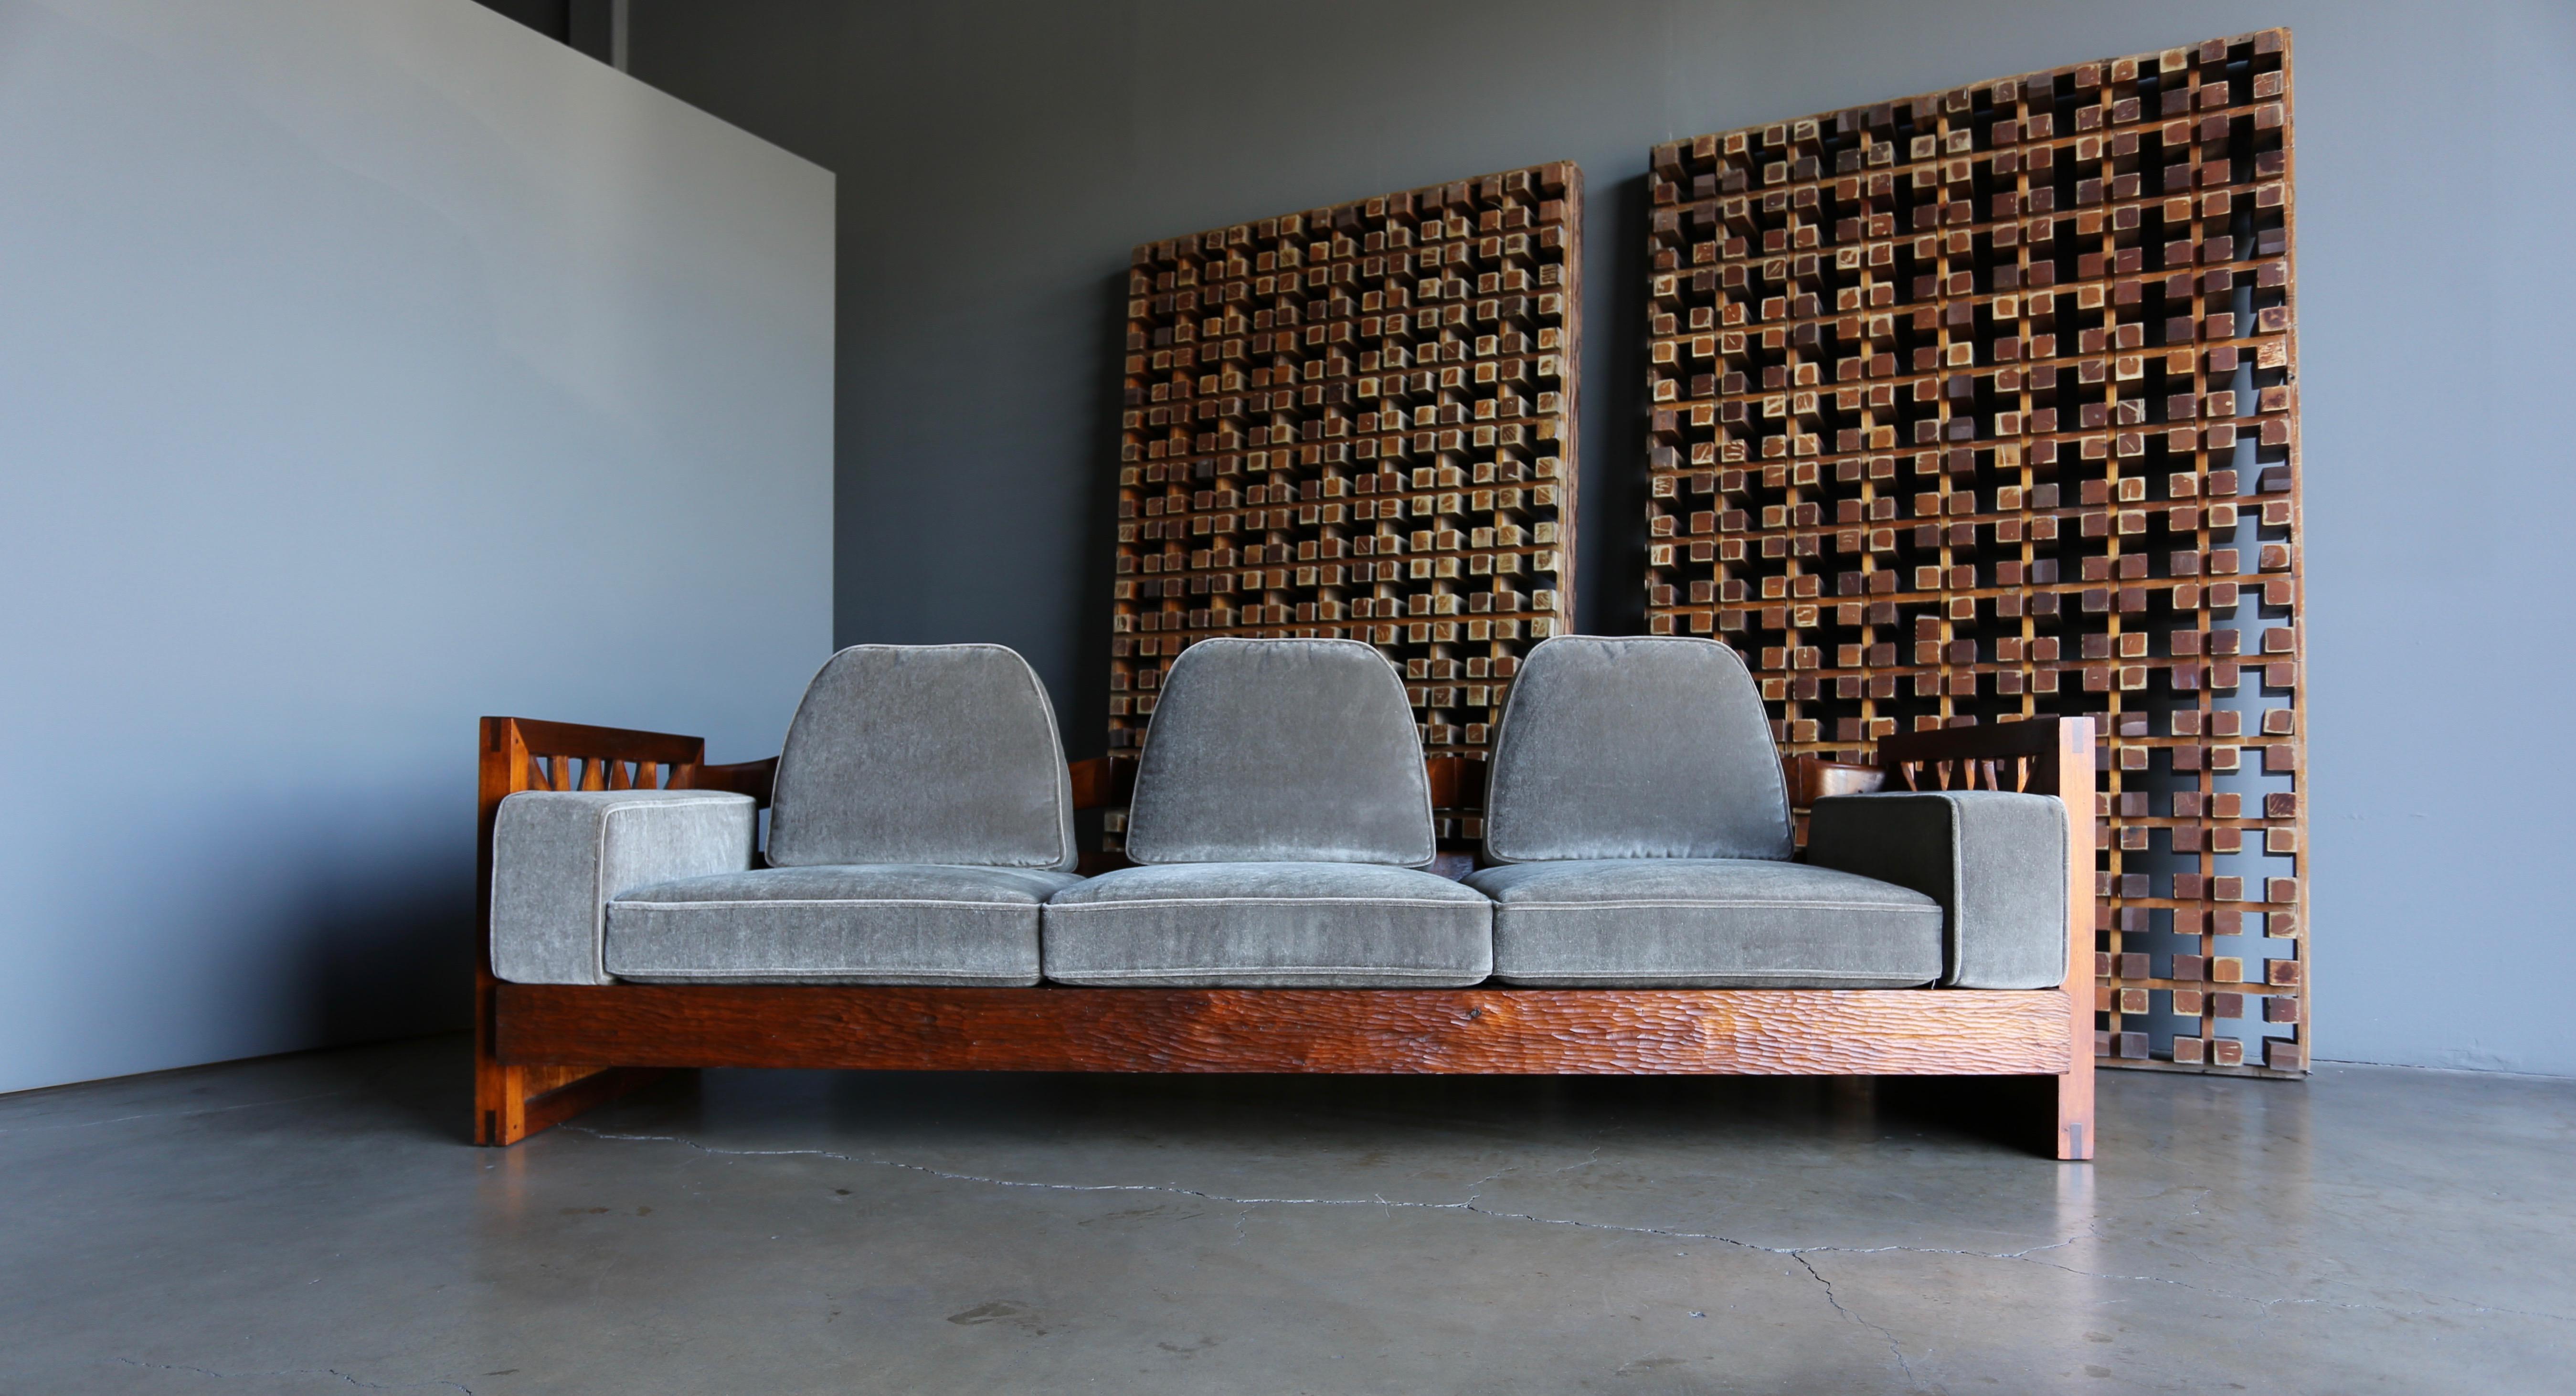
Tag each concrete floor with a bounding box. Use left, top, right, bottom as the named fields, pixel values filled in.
left=1, top=1041, right=2567, bottom=1396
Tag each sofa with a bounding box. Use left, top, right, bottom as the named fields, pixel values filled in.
left=477, top=637, right=2094, bottom=1158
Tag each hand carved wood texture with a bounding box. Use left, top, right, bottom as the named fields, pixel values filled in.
left=1110, top=164, right=1583, bottom=846
left=1642, top=31, right=2303, bottom=1075
left=497, top=983, right=2072, bottom=1078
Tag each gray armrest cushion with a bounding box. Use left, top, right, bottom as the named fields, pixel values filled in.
left=1805, top=791, right=2068, bottom=990
left=490, top=790, right=757, bottom=984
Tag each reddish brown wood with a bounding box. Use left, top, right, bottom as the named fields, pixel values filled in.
left=1079, top=755, right=1479, bottom=815
left=674, top=756, right=778, bottom=805
left=2048, top=717, right=2096, bottom=1159
left=478, top=718, right=2095, bottom=1158
left=1784, top=753, right=1886, bottom=806
left=1647, top=33, right=2305, bottom=1081
left=1109, top=163, right=1586, bottom=830
left=1876, top=715, right=2094, bottom=1158
left=475, top=715, right=708, bottom=1146
left=498, top=717, right=703, bottom=768
left=1069, top=755, right=1138, bottom=812
left=506, top=1067, right=672, bottom=1144
left=1425, top=754, right=1487, bottom=811
left=498, top=983, right=2072, bottom=1078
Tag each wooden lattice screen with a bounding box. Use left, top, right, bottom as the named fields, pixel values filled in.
left=1109, top=163, right=1583, bottom=847
left=1641, top=31, right=2303, bottom=1074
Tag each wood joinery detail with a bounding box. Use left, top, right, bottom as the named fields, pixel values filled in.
left=1111, top=164, right=1584, bottom=849
left=1644, top=31, right=2303, bottom=1077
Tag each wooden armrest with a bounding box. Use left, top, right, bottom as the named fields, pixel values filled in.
left=672, top=757, right=778, bottom=807
left=474, top=713, right=723, bottom=1145
left=1782, top=753, right=1886, bottom=807
left=1874, top=715, right=2098, bottom=803
left=488, top=716, right=703, bottom=766
left=481, top=716, right=779, bottom=809
left=480, top=716, right=708, bottom=811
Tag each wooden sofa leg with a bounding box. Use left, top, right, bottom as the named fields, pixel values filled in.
left=474, top=971, right=668, bottom=1145
left=2055, top=1027, right=2096, bottom=1161
left=477, top=1060, right=669, bottom=1146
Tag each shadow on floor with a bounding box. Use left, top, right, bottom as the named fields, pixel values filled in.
left=544, top=1054, right=2072, bottom=1160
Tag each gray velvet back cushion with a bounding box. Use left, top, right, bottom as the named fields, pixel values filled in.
left=765, top=645, right=1078, bottom=871
left=1124, top=637, right=1435, bottom=867
left=1483, top=635, right=1792, bottom=863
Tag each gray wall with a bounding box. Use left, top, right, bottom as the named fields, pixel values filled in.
left=0, top=0, right=835, bottom=1093
left=624, top=0, right=2576, bottom=1077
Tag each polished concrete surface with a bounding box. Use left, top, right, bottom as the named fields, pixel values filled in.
left=1, top=1038, right=2567, bottom=1395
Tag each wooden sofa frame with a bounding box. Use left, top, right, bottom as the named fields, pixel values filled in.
left=473, top=715, right=2096, bottom=1159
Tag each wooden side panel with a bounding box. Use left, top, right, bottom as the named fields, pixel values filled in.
left=1106, top=162, right=1584, bottom=851
left=497, top=984, right=2071, bottom=1078
left=1643, top=32, right=2303, bottom=1078
left=2053, top=718, right=2097, bottom=1158
left=474, top=715, right=706, bottom=1145
left=1876, top=716, right=2097, bottom=1157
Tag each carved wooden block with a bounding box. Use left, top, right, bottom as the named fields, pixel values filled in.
left=1644, top=32, right=2302, bottom=1075
left=1110, top=164, right=1583, bottom=845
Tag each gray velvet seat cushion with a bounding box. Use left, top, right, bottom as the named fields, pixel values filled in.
left=767, top=644, right=1078, bottom=872
left=1483, top=635, right=1793, bottom=863
left=1042, top=862, right=1491, bottom=987
left=1807, top=791, right=2069, bottom=989
left=490, top=790, right=756, bottom=985
left=605, top=864, right=1082, bottom=986
left=1124, top=637, right=1435, bottom=867
left=1463, top=858, right=1941, bottom=988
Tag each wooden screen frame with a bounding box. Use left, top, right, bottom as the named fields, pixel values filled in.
left=474, top=716, right=2093, bottom=1159
left=1107, top=162, right=1585, bottom=856
left=1640, top=31, right=2303, bottom=1076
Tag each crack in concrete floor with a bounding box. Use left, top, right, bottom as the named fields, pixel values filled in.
left=115, top=1358, right=472, bottom=1393
left=1788, top=1251, right=1915, bottom=1380
left=551, top=1123, right=2080, bottom=1381
left=11, top=1047, right=2567, bottom=1395
left=561, top=1122, right=2576, bottom=1345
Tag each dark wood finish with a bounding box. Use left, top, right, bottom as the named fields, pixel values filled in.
left=499, top=984, right=2071, bottom=1078
left=1784, top=753, right=1886, bottom=806
left=1075, top=754, right=1483, bottom=814
left=1424, top=754, right=1488, bottom=812
left=1068, top=755, right=1136, bottom=812
left=477, top=716, right=2094, bottom=1158
left=494, top=717, right=702, bottom=770
left=674, top=756, right=778, bottom=805
left=1108, top=162, right=1584, bottom=851
left=1642, top=32, right=2303, bottom=1079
